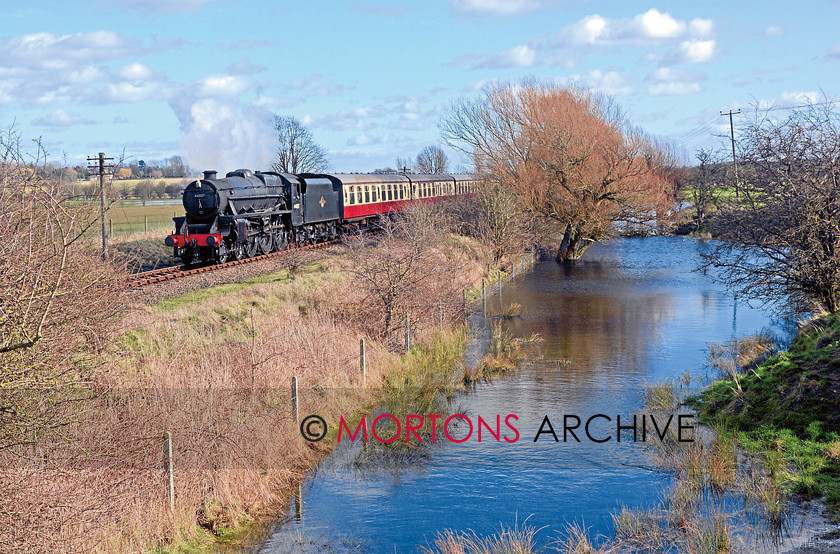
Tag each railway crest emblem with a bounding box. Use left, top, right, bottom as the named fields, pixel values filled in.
left=319, top=196, right=325, bottom=208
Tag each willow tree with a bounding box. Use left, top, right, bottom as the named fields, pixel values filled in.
left=441, top=81, right=673, bottom=261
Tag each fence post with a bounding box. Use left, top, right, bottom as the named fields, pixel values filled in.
left=463, top=289, right=467, bottom=317
left=439, top=300, right=443, bottom=330
left=144, top=214, right=148, bottom=232
left=404, top=315, right=410, bottom=351
left=294, top=482, right=303, bottom=521
left=291, top=376, right=299, bottom=425
left=360, top=339, right=366, bottom=385
left=109, top=219, right=112, bottom=237
left=163, top=431, right=174, bottom=514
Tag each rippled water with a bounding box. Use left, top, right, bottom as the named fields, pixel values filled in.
left=262, top=236, right=793, bottom=552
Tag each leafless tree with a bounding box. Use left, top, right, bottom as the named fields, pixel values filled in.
left=453, top=179, right=529, bottom=267
left=0, top=128, right=124, bottom=451
left=441, top=80, right=674, bottom=262
left=683, top=148, right=726, bottom=229
left=343, top=205, right=451, bottom=340
left=703, top=99, right=840, bottom=312
left=271, top=115, right=329, bottom=173
left=415, top=145, right=448, bottom=174
left=395, top=157, right=413, bottom=173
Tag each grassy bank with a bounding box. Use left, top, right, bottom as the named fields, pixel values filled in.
left=17, top=223, right=533, bottom=552
left=693, top=312, right=840, bottom=511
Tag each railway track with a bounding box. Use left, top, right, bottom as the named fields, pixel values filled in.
left=127, top=238, right=341, bottom=288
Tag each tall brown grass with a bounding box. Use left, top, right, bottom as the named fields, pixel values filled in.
left=1, top=214, right=490, bottom=552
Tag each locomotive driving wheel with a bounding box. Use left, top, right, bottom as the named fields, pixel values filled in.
left=272, top=229, right=288, bottom=252
left=257, top=233, right=272, bottom=255
left=245, top=236, right=258, bottom=258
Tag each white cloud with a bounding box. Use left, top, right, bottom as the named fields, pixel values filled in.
left=569, top=69, right=634, bottom=96
left=31, top=109, right=95, bottom=129
left=648, top=82, right=702, bottom=96
left=555, top=9, right=713, bottom=47
left=662, top=39, right=716, bottom=65
left=780, top=91, right=821, bottom=104
left=105, top=81, right=166, bottom=103
left=645, top=68, right=704, bottom=96
left=201, top=74, right=251, bottom=96
left=120, top=62, right=154, bottom=81
left=637, top=9, right=685, bottom=38
left=0, top=31, right=169, bottom=107
left=451, top=0, right=549, bottom=17
left=464, top=44, right=539, bottom=69
left=828, top=45, right=840, bottom=59
left=1, top=31, right=140, bottom=71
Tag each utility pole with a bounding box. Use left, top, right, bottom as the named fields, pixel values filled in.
left=720, top=109, right=741, bottom=200
left=87, top=152, right=114, bottom=259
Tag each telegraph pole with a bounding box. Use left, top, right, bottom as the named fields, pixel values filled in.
left=720, top=109, right=741, bottom=200
left=87, top=152, right=114, bottom=259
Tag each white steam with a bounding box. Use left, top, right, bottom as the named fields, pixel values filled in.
left=171, top=95, right=276, bottom=174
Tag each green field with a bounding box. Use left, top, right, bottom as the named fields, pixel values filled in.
left=77, top=199, right=182, bottom=240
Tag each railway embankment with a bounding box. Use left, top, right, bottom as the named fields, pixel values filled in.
left=83, top=224, right=527, bottom=552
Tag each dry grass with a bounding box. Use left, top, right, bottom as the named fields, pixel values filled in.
left=422, top=519, right=541, bottom=554
left=0, top=224, right=491, bottom=552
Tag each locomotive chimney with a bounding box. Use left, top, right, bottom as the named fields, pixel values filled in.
left=203, top=170, right=217, bottom=180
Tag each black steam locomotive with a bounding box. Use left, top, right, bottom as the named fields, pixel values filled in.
left=165, top=169, right=478, bottom=265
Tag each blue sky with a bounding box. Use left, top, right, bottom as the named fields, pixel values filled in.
left=2, top=0, right=839, bottom=173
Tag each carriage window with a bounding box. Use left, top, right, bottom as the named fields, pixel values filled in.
left=344, top=189, right=349, bottom=204
left=364, top=185, right=369, bottom=203
left=372, top=186, right=377, bottom=203
left=387, top=184, right=393, bottom=201
left=356, top=187, right=362, bottom=203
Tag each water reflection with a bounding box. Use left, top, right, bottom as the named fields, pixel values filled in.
left=261, top=237, right=792, bottom=553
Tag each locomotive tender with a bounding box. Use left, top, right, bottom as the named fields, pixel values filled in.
left=165, top=169, right=478, bottom=265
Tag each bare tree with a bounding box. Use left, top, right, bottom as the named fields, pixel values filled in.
left=0, top=128, right=123, bottom=451
left=343, top=205, right=452, bottom=340
left=395, top=157, right=413, bottom=172
left=415, top=145, right=448, bottom=174
left=271, top=115, right=329, bottom=173
left=703, top=99, right=840, bottom=312
left=454, top=179, right=529, bottom=267
left=441, top=80, right=673, bottom=262
left=683, top=148, right=726, bottom=229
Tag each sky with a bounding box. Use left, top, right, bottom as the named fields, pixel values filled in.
left=2, top=0, right=839, bottom=174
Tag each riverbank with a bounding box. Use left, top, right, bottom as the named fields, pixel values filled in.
left=692, top=311, right=840, bottom=514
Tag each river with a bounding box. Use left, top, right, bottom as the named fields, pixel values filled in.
left=261, top=236, right=795, bottom=552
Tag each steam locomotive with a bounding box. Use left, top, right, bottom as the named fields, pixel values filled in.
left=165, top=169, right=478, bottom=265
